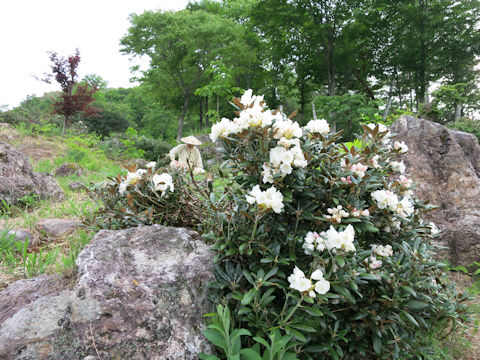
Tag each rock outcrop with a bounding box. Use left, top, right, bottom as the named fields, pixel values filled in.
left=391, top=116, right=480, bottom=266
left=0, top=141, right=63, bottom=205
left=0, top=225, right=213, bottom=359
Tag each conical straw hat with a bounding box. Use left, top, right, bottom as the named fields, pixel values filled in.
left=180, top=136, right=202, bottom=145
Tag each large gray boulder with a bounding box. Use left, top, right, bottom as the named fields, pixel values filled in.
left=0, top=225, right=213, bottom=359
left=391, top=116, right=480, bottom=266
left=0, top=141, right=63, bottom=205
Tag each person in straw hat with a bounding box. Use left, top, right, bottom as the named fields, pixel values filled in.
left=169, top=135, right=205, bottom=174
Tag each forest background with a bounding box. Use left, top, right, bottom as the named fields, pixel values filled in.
left=1, top=0, right=479, bottom=157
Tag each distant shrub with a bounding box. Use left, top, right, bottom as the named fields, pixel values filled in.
left=446, top=118, right=480, bottom=142
left=85, top=163, right=211, bottom=230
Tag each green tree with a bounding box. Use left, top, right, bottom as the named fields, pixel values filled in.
left=120, top=10, right=247, bottom=141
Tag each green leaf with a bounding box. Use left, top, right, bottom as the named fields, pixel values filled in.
left=291, top=323, right=317, bottom=333
left=241, top=288, right=257, bottom=305
left=239, top=349, right=262, bottom=360
left=406, top=300, right=429, bottom=309
left=203, top=329, right=227, bottom=350
left=332, top=284, right=356, bottom=304
left=373, top=333, right=382, bottom=355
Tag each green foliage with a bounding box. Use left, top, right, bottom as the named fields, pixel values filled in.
left=2, top=240, right=58, bottom=278
left=200, top=304, right=299, bottom=360
left=446, top=118, right=480, bottom=143
left=311, top=94, right=380, bottom=140
left=202, top=93, right=468, bottom=359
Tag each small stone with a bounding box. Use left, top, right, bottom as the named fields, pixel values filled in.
left=36, top=218, right=80, bottom=238
left=83, top=356, right=96, bottom=360
left=6, top=229, right=37, bottom=247
left=55, top=163, right=83, bottom=177
left=68, top=182, right=85, bottom=191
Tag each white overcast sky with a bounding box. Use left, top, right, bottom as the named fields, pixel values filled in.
left=0, top=0, right=191, bottom=109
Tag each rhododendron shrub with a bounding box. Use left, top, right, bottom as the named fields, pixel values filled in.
left=86, top=163, right=208, bottom=230
left=204, top=91, right=467, bottom=359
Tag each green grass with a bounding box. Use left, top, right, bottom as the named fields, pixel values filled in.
left=0, top=129, right=126, bottom=288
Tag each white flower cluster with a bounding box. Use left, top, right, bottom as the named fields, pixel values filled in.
left=302, top=231, right=325, bottom=254
left=366, top=255, right=383, bottom=269
left=304, top=119, right=330, bottom=135
left=288, top=266, right=330, bottom=297
left=146, top=161, right=157, bottom=169
left=302, top=225, right=356, bottom=254
left=119, top=169, right=147, bottom=194
left=325, top=205, right=349, bottom=223
left=371, top=244, right=393, bottom=257
left=152, top=173, right=174, bottom=195
left=263, top=145, right=307, bottom=183
left=273, top=118, right=302, bottom=141
left=389, top=160, right=406, bottom=174
left=394, top=141, right=409, bottom=154
left=350, top=163, right=368, bottom=178
left=366, top=123, right=392, bottom=145
left=246, top=185, right=284, bottom=214
left=370, top=155, right=381, bottom=169
left=351, top=208, right=370, bottom=217
left=371, top=189, right=414, bottom=218
left=325, top=225, right=356, bottom=252
left=240, top=89, right=264, bottom=107
left=371, top=189, right=398, bottom=211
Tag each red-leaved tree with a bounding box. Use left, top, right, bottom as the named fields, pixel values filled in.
left=42, top=49, right=100, bottom=136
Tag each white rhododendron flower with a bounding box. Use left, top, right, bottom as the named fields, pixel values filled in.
left=371, top=244, right=393, bottom=257
left=325, top=224, right=356, bottom=252
left=262, top=163, right=274, bottom=184
left=350, top=163, right=368, bottom=178
left=118, top=169, right=147, bottom=194
left=367, top=255, right=383, bottom=269
left=278, top=137, right=301, bottom=149
left=389, top=160, right=406, bottom=174
left=366, top=123, right=392, bottom=144
left=268, top=145, right=307, bottom=177
left=399, top=175, right=413, bottom=188
left=325, top=205, right=349, bottom=223
left=240, top=89, right=264, bottom=107
left=146, top=161, right=157, bottom=169
left=428, top=222, right=440, bottom=235
left=394, top=141, right=409, bottom=154
left=288, top=266, right=330, bottom=297
left=273, top=118, right=303, bottom=140
left=314, top=278, right=331, bottom=295
left=371, top=189, right=399, bottom=211
left=302, top=231, right=327, bottom=254
left=246, top=185, right=284, bottom=213
left=396, top=196, right=414, bottom=217
left=304, top=119, right=330, bottom=135
left=152, top=173, right=174, bottom=194
left=370, top=155, right=381, bottom=169
left=210, top=117, right=239, bottom=141
left=352, top=208, right=369, bottom=217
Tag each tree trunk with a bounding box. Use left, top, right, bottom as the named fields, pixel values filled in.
left=383, top=82, right=394, bottom=121
left=62, top=115, right=69, bottom=137
left=216, top=93, right=220, bottom=122
left=205, top=96, right=209, bottom=128
left=454, top=104, right=462, bottom=122
left=311, top=100, right=317, bottom=120
left=417, top=0, right=427, bottom=104
left=199, top=98, right=203, bottom=129
left=177, top=93, right=190, bottom=142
